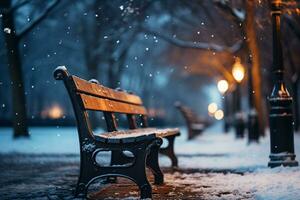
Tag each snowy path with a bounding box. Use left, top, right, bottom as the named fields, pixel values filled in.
left=1, top=124, right=300, bottom=199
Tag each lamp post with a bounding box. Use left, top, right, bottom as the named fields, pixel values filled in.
left=268, top=0, right=298, bottom=167
left=217, top=79, right=229, bottom=133
left=247, top=58, right=260, bottom=144
left=232, top=58, right=245, bottom=138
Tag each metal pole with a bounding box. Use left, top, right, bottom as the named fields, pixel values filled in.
left=234, top=84, right=245, bottom=138
left=247, top=59, right=259, bottom=143
left=268, top=0, right=298, bottom=167
left=223, top=94, right=229, bottom=133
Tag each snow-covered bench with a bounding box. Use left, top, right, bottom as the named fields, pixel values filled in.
left=53, top=67, right=180, bottom=199
left=175, top=102, right=210, bottom=140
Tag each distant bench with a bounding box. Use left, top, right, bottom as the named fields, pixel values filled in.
left=53, top=67, right=180, bottom=199
left=175, top=102, right=210, bottom=140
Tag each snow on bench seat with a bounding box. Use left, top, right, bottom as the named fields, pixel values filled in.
left=95, top=128, right=180, bottom=144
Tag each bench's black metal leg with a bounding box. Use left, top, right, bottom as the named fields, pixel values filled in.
left=131, top=144, right=152, bottom=199
left=75, top=152, right=94, bottom=197
left=105, top=150, right=135, bottom=183
left=159, top=135, right=178, bottom=167
left=146, top=140, right=164, bottom=185
left=76, top=141, right=154, bottom=199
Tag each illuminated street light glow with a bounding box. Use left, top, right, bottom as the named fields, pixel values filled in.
left=208, top=103, right=218, bottom=114
left=41, top=104, right=64, bottom=119
left=214, top=109, right=224, bottom=120
left=217, top=79, right=229, bottom=94
left=232, top=58, right=245, bottom=83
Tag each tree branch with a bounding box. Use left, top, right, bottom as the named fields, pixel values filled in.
left=214, top=0, right=245, bottom=24
left=17, top=0, right=60, bottom=39
left=284, top=14, right=300, bottom=40
left=142, top=27, right=243, bottom=53
left=9, top=0, right=32, bottom=13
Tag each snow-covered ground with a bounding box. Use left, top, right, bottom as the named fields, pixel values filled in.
left=1, top=123, right=300, bottom=199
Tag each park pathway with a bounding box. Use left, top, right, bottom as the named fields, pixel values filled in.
left=1, top=125, right=300, bottom=199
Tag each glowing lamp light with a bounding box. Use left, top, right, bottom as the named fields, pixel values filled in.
left=49, top=105, right=63, bottom=119
left=42, top=104, right=64, bottom=119
left=214, top=109, right=224, bottom=120
left=208, top=103, right=218, bottom=114
left=217, top=80, right=229, bottom=94
left=232, top=58, right=245, bottom=83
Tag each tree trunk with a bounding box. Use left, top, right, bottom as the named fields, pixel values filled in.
left=245, top=0, right=265, bottom=136
left=292, top=79, right=299, bottom=131
left=1, top=0, right=29, bottom=137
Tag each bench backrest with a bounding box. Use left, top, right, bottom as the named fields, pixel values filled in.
left=72, top=76, right=146, bottom=115
left=53, top=67, right=148, bottom=138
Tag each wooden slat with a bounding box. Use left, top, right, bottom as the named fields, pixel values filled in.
left=80, top=94, right=147, bottom=115
left=72, top=76, right=143, bottom=105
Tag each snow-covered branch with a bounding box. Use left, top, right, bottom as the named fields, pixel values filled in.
left=214, top=0, right=245, bottom=23
left=142, top=27, right=243, bottom=53
left=18, top=0, right=60, bottom=39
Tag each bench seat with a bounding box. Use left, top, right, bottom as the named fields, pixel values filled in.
left=53, top=66, right=180, bottom=199
left=95, top=128, right=180, bottom=144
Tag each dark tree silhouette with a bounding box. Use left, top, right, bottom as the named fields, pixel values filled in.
left=0, top=0, right=59, bottom=137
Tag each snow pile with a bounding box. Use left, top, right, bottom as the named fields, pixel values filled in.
left=164, top=167, right=300, bottom=200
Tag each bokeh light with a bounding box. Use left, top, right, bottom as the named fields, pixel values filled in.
left=214, top=109, right=224, bottom=120
left=208, top=102, right=218, bottom=114
left=217, top=80, right=229, bottom=94
left=232, top=58, right=245, bottom=83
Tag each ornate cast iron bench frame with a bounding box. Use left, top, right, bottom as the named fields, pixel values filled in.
left=53, top=67, right=180, bottom=199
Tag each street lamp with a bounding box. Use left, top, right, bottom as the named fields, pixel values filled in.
left=232, top=58, right=245, bottom=138
left=217, top=79, right=230, bottom=132
left=214, top=109, right=224, bottom=120
left=268, top=0, right=298, bottom=167
left=247, top=58, right=260, bottom=144
left=217, top=80, right=229, bottom=94
left=208, top=102, right=218, bottom=115
left=232, top=58, right=245, bottom=83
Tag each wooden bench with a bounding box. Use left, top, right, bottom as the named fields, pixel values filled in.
left=175, top=102, right=210, bottom=140
left=53, top=67, right=180, bottom=199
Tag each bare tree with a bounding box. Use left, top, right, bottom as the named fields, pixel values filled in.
left=0, top=0, right=59, bottom=137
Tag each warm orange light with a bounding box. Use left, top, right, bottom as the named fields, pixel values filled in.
left=217, top=80, right=229, bottom=94
left=48, top=105, right=63, bottom=119
left=214, top=109, right=224, bottom=120
left=208, top=103, right=218, bottom=114
left=232, top=58, right=245, bottom=83
left=41, top=104, right=64, bottom=119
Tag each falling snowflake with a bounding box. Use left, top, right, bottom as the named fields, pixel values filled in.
left=119, top=5, right=124, bottom=10
left=4, top=27, right=11, bottom=34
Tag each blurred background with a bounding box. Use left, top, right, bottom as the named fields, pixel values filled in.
left=1, top=0, right=300, bottom=137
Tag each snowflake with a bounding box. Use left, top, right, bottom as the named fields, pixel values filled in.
left=4, top=28, right=11, bottom=34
